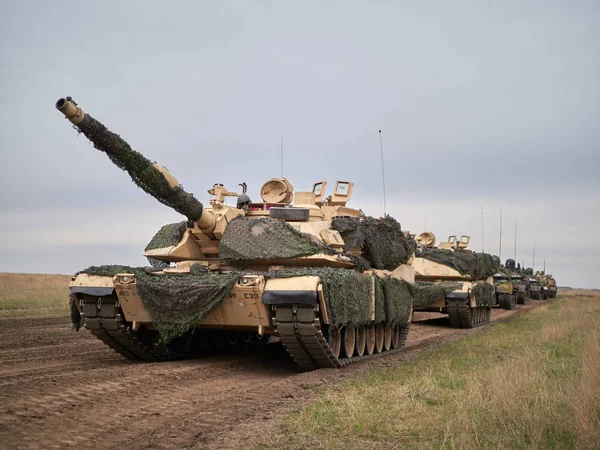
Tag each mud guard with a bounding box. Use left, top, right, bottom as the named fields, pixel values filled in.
left=262, top=290, right=318, bottom=305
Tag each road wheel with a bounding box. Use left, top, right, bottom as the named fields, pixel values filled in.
left=355, top=325, right=366, bottom=357
left=341, top=326, right=356, bottom=358
left=328, top=327, right=341, bottom=359
left=365, top=324, right=376, bottom=355
left=390, top=325, right=400, bottom=349
left=375, top=323, right=384, bottom=353
left=383, top=326, right=393, bottom=351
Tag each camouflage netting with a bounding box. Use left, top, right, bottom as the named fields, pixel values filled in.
left=145, top=221, right=187, bottom=251
left=332, top=216, right=416, bottom=270
left=77, top=116, right=203, bottom=221
left=77, top=264, right=415, bottom=340
left=145, top=221, right=188, bottom=268
left=266, top=268, right=372, bottom=327
left=266, top=268, right=412, bottom=328
left=79, top=265, right=239, bottom=342
left=374, top=277, right=386, bottom=323
left=219, top=216, right=335, bottom=261
left=412, top=282, right=461, bottom=310
left=472, top=282, right=494, bottom=307
left=381, top=277, right=414, bottom=326
left=416, top=249, right=499, bottom=279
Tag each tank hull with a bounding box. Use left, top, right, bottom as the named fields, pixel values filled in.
left=69, top=266, right=414, bottom=369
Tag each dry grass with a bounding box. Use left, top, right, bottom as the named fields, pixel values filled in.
left=0, top=273, right=72, bottom=318
left=256, top=293, right=600, bottom=449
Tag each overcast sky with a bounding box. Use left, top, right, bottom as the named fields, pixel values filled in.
left=1, top=1, right=598, bottom=287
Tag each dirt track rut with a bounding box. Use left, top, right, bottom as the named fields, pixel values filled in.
left=0, top=301, right=544, bottom=449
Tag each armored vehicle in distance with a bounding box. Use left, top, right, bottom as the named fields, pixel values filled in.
left=492, top=272, right=517, bottom=310
left=57, top=97, right=416, bottom=370
left=504, top=259, right=530, bottom=304
left=412, top=233, right=496, bottom=328
left=545, top=275, right=558, bottom=298
left=529, top=277, right=543, bottom=300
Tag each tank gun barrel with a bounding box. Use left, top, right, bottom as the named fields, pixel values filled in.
left=55, top=97, right=204, bottom=222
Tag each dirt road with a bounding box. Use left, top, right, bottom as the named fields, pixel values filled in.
left=0, top=301, right=544, bottom=450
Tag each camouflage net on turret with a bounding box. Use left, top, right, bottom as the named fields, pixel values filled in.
left=145, top=221, right=187, bottom=251
left=79, top=265, right=239, bottom=342
left=76, top=116, right=203, bottom=221
left=144, top=221, right=188, bottom=267
left=416, top=249, right=499, bottom=279
left=331, top=216, right=416, bottom=270
left=219, top=216, right=335, bottom=261
left=413, top=282, right=461, bottom=310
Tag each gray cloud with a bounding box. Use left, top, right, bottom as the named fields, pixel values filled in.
left=1, top=1, right=599, bottom=287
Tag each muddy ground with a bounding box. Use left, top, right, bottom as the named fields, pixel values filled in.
left=0, top=301, right=544, bottom=450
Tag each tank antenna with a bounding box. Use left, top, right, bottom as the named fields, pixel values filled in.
left=481, top=204, right=485, bottom=253
left=424, top=207, right=428, bottom=231
left=499, top=206, right=503, bottom=262
left=532, top=236, right=536, bottom=270
left=378, top=130, right=387, bottom=216
left=280, top=137, right=284, bottom=177
left=514, top=220, right=517, bottom=260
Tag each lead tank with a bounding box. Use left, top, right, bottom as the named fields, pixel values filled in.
left=57, top=97, right=417, bottom=370
left=411, top=233, right=497, bottom=328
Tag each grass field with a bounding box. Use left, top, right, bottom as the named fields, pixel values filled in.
left=0, top=273, right=72, bottom=318
left=259, top=292, right=600, bottom=449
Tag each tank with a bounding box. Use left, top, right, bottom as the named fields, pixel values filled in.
left=528, top=275, right=543, bottom=300
left=505, top=259, right=530, bottom=304
left=57, top=97, right=417, bottom=370
left=492, top=272, right=517, bottom=310
left=535, top=271, right=555, bottom=300
left=545, top=274, right=558, bottom=298
left=411, top=233, right=497, bottom=328
left=504, top=259, right=530, bottom=304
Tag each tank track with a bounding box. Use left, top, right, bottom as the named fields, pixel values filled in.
left=517, top=291, right=530, bottom=305
left=80, top=294, right=172, bottom=362
left=499, top=293, right=517, bottom=310
left=447, top=299, right=490, bottom=329
left=274, top=305, right=410, bottom=370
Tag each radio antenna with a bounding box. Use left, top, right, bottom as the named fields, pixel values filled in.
left=280, top=137, right=284, bottom=177
left=481, top=204, right=485, bottom=253
left=499, top=206, right=503, bottom=262
left=424, top=207, right=428, bottom=231
left=514, top=220, right=517, bottom=260
left=378, top=130, right=387, bottom=216
left=532, top=236, right=536, bottom=270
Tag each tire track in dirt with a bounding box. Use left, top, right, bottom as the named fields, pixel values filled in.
left=0, top=301, right=547, bottom=450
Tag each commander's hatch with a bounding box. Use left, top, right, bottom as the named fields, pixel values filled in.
left=457, top=235, right=470, bottom=249
left=438, top=235, right=457, bottom=250
left=312, top=181, right=327, bottom=206
left=329, top=181, right=353, bottom=206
